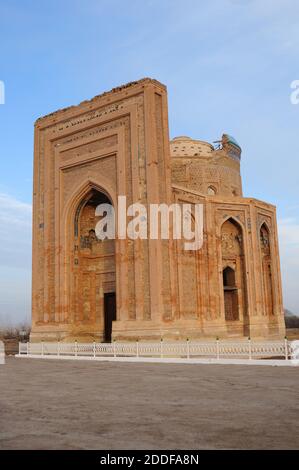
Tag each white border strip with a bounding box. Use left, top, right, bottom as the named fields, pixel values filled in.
left=15, top=354, right=299, bottom=366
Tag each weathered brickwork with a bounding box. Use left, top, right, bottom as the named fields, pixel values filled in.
left=170, top=136, right=242, bottom=197
left=30, top=78, right=285, bottom=342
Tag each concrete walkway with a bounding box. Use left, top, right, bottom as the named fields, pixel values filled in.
left=0, top=357, right=298, bottom=449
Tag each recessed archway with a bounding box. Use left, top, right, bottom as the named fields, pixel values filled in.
left=260, top=223, right=273, bottom=316
left=71, top=188, right=116, bottom=341
left=221, top=217, right=247, bottom=326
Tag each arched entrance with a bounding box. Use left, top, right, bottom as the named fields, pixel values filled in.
left=71, top=189, right=116, bottom=341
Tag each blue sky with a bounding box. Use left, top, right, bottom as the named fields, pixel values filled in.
left=0, top=0, right=298, bottom=324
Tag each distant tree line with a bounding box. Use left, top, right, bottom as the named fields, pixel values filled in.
left=0, top=324, right=31, bottom=341
left=285, top=315, right=299, bottom=329
left=284, top=309, right=299, bottom=329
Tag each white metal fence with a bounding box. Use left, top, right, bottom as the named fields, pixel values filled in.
left=17, top=339, right=299, bottom=361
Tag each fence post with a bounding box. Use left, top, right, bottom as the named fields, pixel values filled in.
left=26, top=341, right=29, bottom=356
left=284, top=337, right=288, bottom=360
left=113, top=340, right=116, bottom=358
left=18, top=342, right=21, bottom=355
left=216, top=337, right=220, bottom=360
left=41, top=341, right=44, bottom=356
left=187, top=338, right=190, bottom=359
left=160, top=338, right=163, bottom=358
left=248, top=337, right=252, bottom=360
left=93, top=341, right=96, bottom=359
left=136, top=340, right=139, bottom=358
left=75, top=340, right=78, bottom=357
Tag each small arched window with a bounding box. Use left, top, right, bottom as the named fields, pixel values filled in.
left=207, top=185, right=216, bottom=195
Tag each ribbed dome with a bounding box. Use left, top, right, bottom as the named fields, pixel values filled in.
left=172, top=136, right=192, bottom=141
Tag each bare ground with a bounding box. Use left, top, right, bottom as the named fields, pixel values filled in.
left=0, top=357, right=298, bottom=450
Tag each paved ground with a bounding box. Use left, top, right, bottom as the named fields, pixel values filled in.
left=0, top=357, right=298, bottom=450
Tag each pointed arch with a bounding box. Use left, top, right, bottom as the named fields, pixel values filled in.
left=258, top=219, right=272, bottom=234
left=220, top=214, right=245, bottom=232
left=221, top=217, right=244, bottom=257
left=62, top=178, right=117, bottom=339
left=221, top=216, right=247, bottom=325
left=62, top=177, right=117, bottom=235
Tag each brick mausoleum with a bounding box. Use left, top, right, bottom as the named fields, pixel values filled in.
left=30, top=78, right=285, bottom=342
